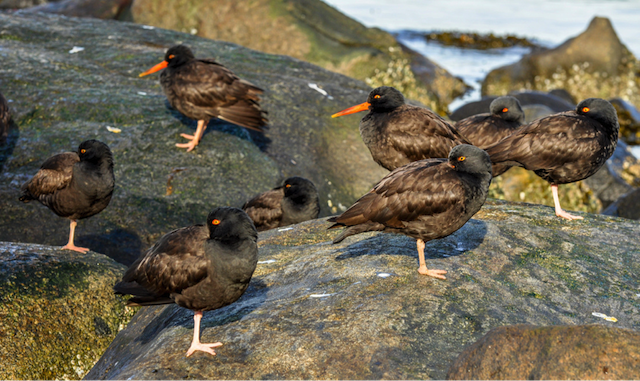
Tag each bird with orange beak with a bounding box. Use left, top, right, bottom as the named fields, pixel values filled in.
left=140, top=45, right=268, bottom=152
left=332, top=86, right=470, bottom=171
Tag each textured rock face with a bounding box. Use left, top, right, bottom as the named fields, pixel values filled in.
left=0, top=12, right=388, bottom=265
left=126, top=0, right=466, bottom=113
left=21, top=0, right=131, bottom=18
left=0, top=242, right=132, bottom=380
left=482, top=17, right=640, bottom=112
left=447, top=324, right=640, bottom=380
left=86, top=200, right=640, bottom=380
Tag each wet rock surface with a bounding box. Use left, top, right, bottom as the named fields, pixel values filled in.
left=0, top=241, right=132, bottom=380
left=447, top=324, right=640, bottom=380
left=87, top=200, right=640, bottom=380
left=0, top=12, right=388, bottom=265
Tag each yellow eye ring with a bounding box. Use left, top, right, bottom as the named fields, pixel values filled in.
left=458, top=156, right=466, bottom=162
left=502, top=108, right=508, bottom=113
left=285, top=184, right=291, bottom=188
left=582, top=107, right=590, bottom=113
left=168, top=54, right=175, bottom=59
left=80, top=149, right=86, bottom=154
left=212, top=219, right=220, bottom=225
left=374, top=94, right=381, bottom=99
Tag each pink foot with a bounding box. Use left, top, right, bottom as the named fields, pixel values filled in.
left=180, top=133, right=196, bottom=140
left=176, top=139, right=199, bottom=152
left=186, top=341, right=223, bottom=357
left=418, top=266, right=447, bottom=280
left=555, top=209, right=583, bottom=221
left=61, top=244, right=90, bottom=253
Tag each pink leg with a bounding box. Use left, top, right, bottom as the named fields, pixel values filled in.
left=186, top=311, right=223, bottom=357
left=551, top=184, right=583, bottom=220
left=61, top=220, right=89, bottom=253
left=416, top=239, right=447, bottom=279
left=176, top=119, right=208, bottom=152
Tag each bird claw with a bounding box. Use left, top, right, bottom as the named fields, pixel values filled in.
left=555, top=209, right=583, bottom=221
left=180, top=133, right=196, bottom=139
left=61, top=244, right=90, bottom=253
left=418, top=267, right=447, bottom=280
left=176, top=141, right=198, bottom=152
left=186, top=341, right=223, bottom=357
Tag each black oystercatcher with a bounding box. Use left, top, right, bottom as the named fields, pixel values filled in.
left=0, top=91, right=10, bottom=143
left=19, top=140, right=115, bottom=253
left=332, top=86, right=470, bottom=171
left=114, top=207, right=258, bottom=357
left=485, top=98, right=619, bottom=220
left=328, top=144, right=492, bottom=279
left=243, top=176, right=320, bottom=231
left=140, top=45, right=268, bottom=152
left=455, top=96, right=524, bottom=149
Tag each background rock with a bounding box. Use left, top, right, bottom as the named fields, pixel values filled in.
left=447, top=324, right=640, bottom=380
left=0, top=0, right=54, bottom=9
left=482, top=17, right=640, bottom=114
left=0, top=242, right=132, bottom=380
left=602, top=188, right=640, bottom=220
left=0, top=12, right=388, bottom=265
left=86, top=200, right=640, bottom=380
left=20, top=0, right=131, bottom=18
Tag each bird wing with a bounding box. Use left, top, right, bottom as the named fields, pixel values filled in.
left=171, top=59, right=267, bottom=130
left=124, top=225, right=212, bottom=297
left=387, top=106, right=470, bottom=160
left=485, top=111, right=599, bottom=171
left=242, top=187, right=284, bottom=230
left=21, top=152, right=79, bottom=199
left=331, top=158, right=464, bottom=228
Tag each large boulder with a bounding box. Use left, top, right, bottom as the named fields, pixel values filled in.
left=482, top=17, right=640, bottom=113
left=0, top=12, right=387, bottom=265
left=85, top=200, right=640, bottom=379
left=0, top=242, right=132, bottom=380
left=447, top=324, right=640, bottom=379
left=124, top=0, right=466, bottom=113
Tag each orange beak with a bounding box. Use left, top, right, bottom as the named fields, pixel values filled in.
left=331, top=102, right=371, bottom=118
left=139, top=60, right=168, bottom=77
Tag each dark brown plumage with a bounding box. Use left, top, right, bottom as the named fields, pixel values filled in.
left=114, top=207, right=258, bottom=357
left=140, top=44, right=268, bottom=152
left=19, top=140, right=115, bottom=252
left=485, top=98, right=619, bottom=220
left=243, top=176, right=320, bottom=231
left=0, top=91, right=10, bottom=144
left=455, top=96, right=524, bottom=149
left=332, top=86, right=470, bottom=171
left=328, top=144, right=492, bottom=279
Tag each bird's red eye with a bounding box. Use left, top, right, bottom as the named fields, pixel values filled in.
left=285, top=184, right=291, bottom=188
left=502, top=108, right=508, bottom=113
left=458, top=156, right=466, bottom=162
left=168, top=54, right=175, bottom=59
left=212, top=219, right=220, bottom=225
left=374, top=94, right=381, bottom=99
left=80, top=149, right=86, bottom=154
left=582, top=107, right=590, bottom=113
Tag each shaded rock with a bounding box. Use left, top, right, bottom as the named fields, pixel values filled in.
left=0, top=241, right=133, bottom=380
left=125, top=0, right=462, bottom=113
left=548, top=88, right=576, bottom=105
left=86, top=200, right=640, bottom=380
left=602, top=188, right=640, bottom=220
left=447, top=324, right=640, bottom=380
left=449, top=90, right=573, bottom=121
left=0, top=12, right=387, bottom=265
left=0, top=0, right=53, bottom=9
left=584, top=140, right=638, bottom=209
left=21, top=0, right=131, bottom=18
left=482, top=17, right=640, bottom=115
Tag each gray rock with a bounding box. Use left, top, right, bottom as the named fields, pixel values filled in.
left=584, top=140, right=636, bottom=210
left=0, top=241, right=132, bottom=380
left=20, top=0, right=131, bottom=18
left=482, top=17, right=640, bottom=112
left=602, top=188, right=640, bottom=220
left=447, top=324, right=640, bottom=379
left=0, top=0, right=53, bottom=9
left=86, top=200, right=640, bottom=380
left=0, top=12, right=387, bottom=265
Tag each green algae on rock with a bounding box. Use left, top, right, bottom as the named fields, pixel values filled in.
left=0, top=242, right=133, bottom=380
left=87, top=200, right=640, bottom=380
